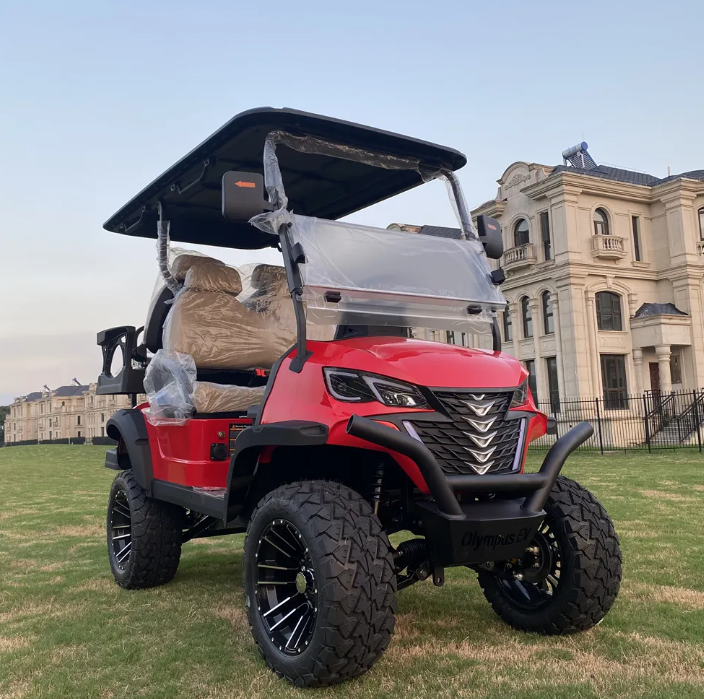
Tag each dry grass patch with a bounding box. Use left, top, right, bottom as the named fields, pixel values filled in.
left=214, top=604, right=247, bottom=627
left=624, top=582, right=704, bottom=610
left=639, top=489, right=699, bottom=503
left=0, top=636, right=33, bottom=652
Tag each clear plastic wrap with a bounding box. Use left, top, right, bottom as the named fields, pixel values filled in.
left=192, top=382, right=266, bottom=414
left=162, top=256, right=299, bottom=370
left=289, top=215, right=504, bottom=332
left=143, top=350, right=197, bottom=423
left=249, top=129, right=478, bottom=242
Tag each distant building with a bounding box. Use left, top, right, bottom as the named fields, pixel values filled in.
left=3, top=383, right=142, bottom=444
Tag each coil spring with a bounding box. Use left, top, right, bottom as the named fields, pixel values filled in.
left=370, top=463, right=384, bottom=514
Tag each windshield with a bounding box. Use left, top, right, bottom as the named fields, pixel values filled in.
left=290, top=215, right=505, bottom=333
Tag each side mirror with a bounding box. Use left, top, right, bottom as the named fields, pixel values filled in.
left=476, top=215, right=504, bottom=260
left=222, top=171, right=272, bottom=222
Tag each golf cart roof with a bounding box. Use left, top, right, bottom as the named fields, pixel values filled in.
left=103, top=107, right=467, bottom=249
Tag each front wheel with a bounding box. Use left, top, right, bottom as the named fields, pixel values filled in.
left=243, top=481, right=397, bottom=687
left=478, top=476, right=622, bottom=634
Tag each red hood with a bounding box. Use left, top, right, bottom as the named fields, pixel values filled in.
left=310, top=337, right=527, bottom=389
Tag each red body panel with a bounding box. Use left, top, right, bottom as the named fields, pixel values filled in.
left=145, top=337, right=547, bottom=492
left=144, top=416, right=250, bottom=487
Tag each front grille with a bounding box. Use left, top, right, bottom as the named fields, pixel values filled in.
left=410, top=390, right=522, bottom=476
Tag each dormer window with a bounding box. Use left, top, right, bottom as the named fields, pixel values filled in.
left=699, top=207, right=704, bottom=240
left=593, top=208, right=610, bottom=236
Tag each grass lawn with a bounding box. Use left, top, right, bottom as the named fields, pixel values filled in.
left=1, top=446, right=704, bottom=698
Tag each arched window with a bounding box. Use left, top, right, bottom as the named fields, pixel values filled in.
left=521, top=297, right=533, bottom=338
left=542, top=291, right=554, bottom=334
left=699, top=207, right=704, bottom=241
left=595, top=291, right=623, bottom=331
left=503, top=310, right=513, bottom=342
left=593, top=208, right=610, bottom=236
left=514, top=218, right=530, bottom=247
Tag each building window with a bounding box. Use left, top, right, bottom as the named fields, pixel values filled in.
left=503, top=310, right=513, bottom=342
left=540, top=211, right=551, bottom=260
left=49, top=431, right=52, bottom=440
left=595, top=292, right=623, bottom=331
left=546, top=357, right=560, bottom=413
left=446, top=331, right=455, bottom=344
left=593, top=208, right=610, bottom=236
left=632, top=216, right=642, bottom=261
left=101, top=427, right=105, bottom=437
left=77, top=415, right=81, bottom=426
left=521, top=297, right=533, bottom=338
left=542, top=292, right=554, bottom=334
left=514, top=218, right=530, bottom=247
left=77, top=431, right=81, bottom=438
left=101, top=413, right=105, bottom=423
left=671, top=354, right=682, bottom=385
left=601, top=355, right=629, bottom=409
left=699, top=208, right=704, bottom=240
left=524, top=360, right=538, bottom=402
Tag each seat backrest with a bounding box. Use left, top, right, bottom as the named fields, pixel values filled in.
left=245, top=264, right=334, bottom=342
left=163, top=259, right=295, bottom=370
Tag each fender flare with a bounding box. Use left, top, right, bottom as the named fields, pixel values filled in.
left=105, top=409, right=154, bottom=492
left=224, top=421, right=328, bottom=516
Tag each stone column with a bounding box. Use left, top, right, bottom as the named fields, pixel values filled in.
left=530, top=297, right=544, bottom=402
left=655, top=345, right=673, bottom=395
left=584, top=291, right=600, bottom=397
left=632, top=348, right=644, bottom=396
left=506, top=301, right=518, bottom=357
left=551, top=291, right=565, bottom=404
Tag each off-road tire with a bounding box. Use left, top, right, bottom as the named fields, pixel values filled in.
left=107, top=469, right=184, bottom=589
left=478, top=476, right=622, bottom=634
left=243, top=481, right=397, bottom=687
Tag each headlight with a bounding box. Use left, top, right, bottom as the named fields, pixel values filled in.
left=323, top=368, right=428, bottom=409
left=510, top=378, right=530, bottom=408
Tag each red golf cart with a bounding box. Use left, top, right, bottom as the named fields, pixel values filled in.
left=97, top=108, right=621, bottom=687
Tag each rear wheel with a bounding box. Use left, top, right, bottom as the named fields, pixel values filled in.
left=107, top=470, right=184, bottom=589
left=478, top=476, right=622, bottom=634
left=243, top=481, right=397, bottom=687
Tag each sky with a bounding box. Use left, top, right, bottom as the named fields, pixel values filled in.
left=1, top=0, right=703, bottom=405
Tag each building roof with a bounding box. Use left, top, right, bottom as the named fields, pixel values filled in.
left=24, top=392, right=42, bottom=402
left=550, top=164, right=661, bottom=187
left=633, top=303, right=688, bottom=318
left=53, top=385, right=89, bottom=397
left=418, top=225, right=462, bottom=240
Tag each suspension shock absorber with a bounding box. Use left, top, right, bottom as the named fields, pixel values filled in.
left=370, top=462, right=385, bottom=515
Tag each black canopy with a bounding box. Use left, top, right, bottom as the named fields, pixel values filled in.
left=104, top=108, right=467, bottom=249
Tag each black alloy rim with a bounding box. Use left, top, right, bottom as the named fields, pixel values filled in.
left=496, top=520, right=562, bottom=610
left=255, top=519, right=317, bottom=655
left=110, top=489, right=133, bottom=569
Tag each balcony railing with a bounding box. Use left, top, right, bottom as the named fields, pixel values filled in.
left=503, top=242, right=536, bottom=271
left=697, top=241, right=704, bottom=256
left=592, top=234, right=626, bottom=259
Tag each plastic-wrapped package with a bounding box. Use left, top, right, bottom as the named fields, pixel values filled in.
left=192, top=382, right=266, bottom=414
left=143, top=350, right=197, bottom=423
left=289, top=214, right=505, bottom=332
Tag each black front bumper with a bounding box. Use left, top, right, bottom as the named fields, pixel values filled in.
left=416, top=499, right=545, bottom=566
left=346, top=416, right=593, bottom=567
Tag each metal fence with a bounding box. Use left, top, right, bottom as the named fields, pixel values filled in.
left=530, top=388, right=704, bottom=453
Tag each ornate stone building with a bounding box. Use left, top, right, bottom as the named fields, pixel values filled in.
left=3, top=382, right=140, bottom=444
left=470, top=146, right=704, bottom=406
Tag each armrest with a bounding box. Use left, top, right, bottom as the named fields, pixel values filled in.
left=96, top=326, right=146, bottom=395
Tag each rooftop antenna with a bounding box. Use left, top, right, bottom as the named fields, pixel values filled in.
left=562, top=142, right=597, bottom=170
left=72, top=378, right=82, bottom=386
